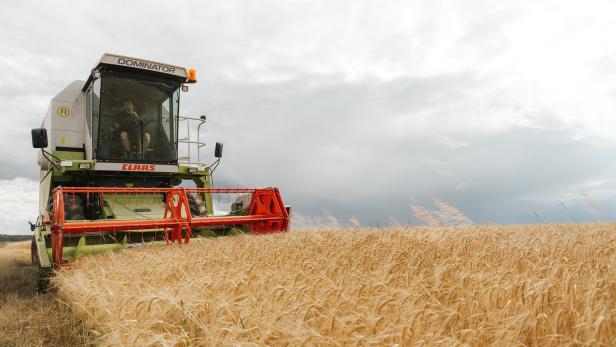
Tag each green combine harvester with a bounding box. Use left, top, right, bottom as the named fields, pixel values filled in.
left=29, top=54, right=290, bottom=290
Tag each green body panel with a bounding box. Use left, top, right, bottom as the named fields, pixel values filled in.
left=102, top=193, right=168, bottom=220
left=47, top=157, right=212, bottom=189
left=46, top=242, right=125, bottom=262
left=34, top=226, right=52, bottom=268
left=53, top=150, right=85, bottom=161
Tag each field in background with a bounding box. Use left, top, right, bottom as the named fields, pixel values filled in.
left=0, top=242, right=89, bottom=346
left=0, top=234, right=31, bottom=243
left=53, top=224, right=616, bottom=346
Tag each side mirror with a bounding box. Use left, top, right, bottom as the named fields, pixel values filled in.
left=31, top=128, right=48, bottom=149
left=215, top=142, right=223, bottom=158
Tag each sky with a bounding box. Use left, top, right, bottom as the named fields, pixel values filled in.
left=1, top=0, right=616, bottom=234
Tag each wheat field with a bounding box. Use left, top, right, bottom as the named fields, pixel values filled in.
left=0, top=242, right=89, bottom=346
left=53, top=224, right=616, bottom=346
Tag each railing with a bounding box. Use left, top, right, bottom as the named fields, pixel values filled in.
left=178, top=115, right=207, bottom=166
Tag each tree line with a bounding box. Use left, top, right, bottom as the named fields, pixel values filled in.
left=0, top=234, right=31, bottom=242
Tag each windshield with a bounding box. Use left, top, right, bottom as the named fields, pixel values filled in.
left=93, top=71, right=179, bottom=163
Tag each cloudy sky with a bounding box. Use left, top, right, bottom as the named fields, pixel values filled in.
left=1, top=0, right=616, bottom=233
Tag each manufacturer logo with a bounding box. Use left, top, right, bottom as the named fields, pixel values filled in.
left=117, top=57, right=176, bottom=74
left=121, top=164, right=156, bottom=171
left=57, top=106, right=70, bottom=117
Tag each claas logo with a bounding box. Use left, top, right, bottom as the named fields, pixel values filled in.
left=121, top=164, right=156, bottom=171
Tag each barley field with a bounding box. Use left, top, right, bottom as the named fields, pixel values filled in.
left=53, top=224, right=616, bottom=346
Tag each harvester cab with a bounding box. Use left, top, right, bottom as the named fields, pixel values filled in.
left=30, top=54, right=290, bottom=287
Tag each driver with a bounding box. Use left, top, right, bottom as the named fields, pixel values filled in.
left=112, top=100, right=151, bottom=155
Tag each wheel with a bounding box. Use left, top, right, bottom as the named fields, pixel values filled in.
left=35, top=266, right=52, bottom=293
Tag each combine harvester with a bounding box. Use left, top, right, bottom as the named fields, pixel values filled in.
left=29, top=54, right=290, bottom=289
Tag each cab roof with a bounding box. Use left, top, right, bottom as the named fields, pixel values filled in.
left=83, top=53, right=188, bottom=91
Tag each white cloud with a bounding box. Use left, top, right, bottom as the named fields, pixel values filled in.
left=0, top=177, right=38, bottom=235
